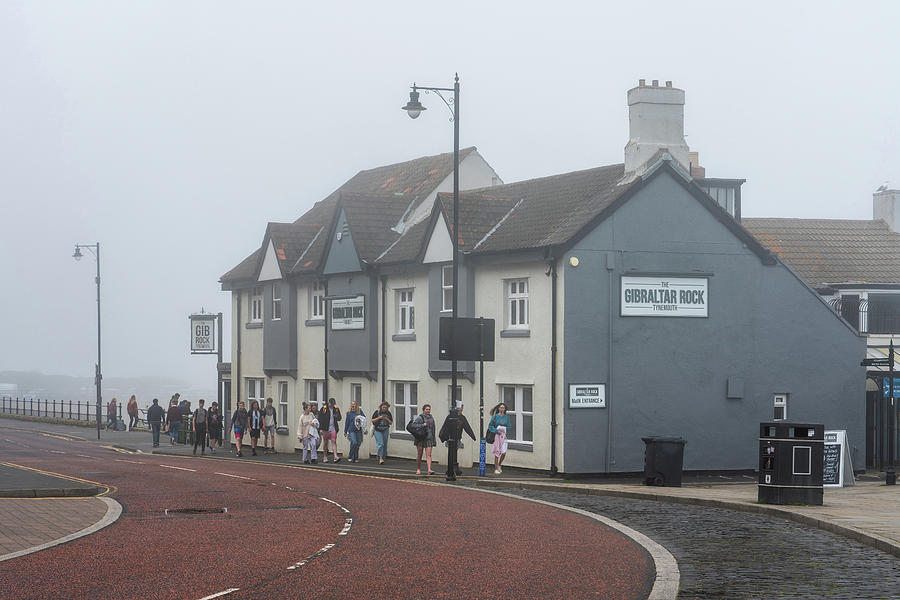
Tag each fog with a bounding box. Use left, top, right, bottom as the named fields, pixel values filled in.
left=2, top=1, right=899, bottom=395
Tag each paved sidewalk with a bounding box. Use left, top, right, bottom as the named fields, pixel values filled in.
left=3, top=416, right=900, bottom=562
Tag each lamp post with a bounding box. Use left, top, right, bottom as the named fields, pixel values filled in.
left=402, top=74, right=461, bottom=413
left=73, top=243, right=102, bottom=440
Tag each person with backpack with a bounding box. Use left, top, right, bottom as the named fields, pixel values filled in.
left=343, top=400, right=364, bottom=463
left=439, top=402, right=476, bottom=481
left=262, top=397, right=278, bottom=454
left=413, top=404, right=436, bottom=475
left=146, top=398, right=165, bottom=447
left=232, top=400, right=249, bottom=457
left=166, top=398, right=182, bottom=445
left=318, top=398, right=342, bottom=463
left=371, top=402, right=393, bottom=465
left=192, top=399, right=208, bottom=456
left=207, top=401, right=222, bottom=454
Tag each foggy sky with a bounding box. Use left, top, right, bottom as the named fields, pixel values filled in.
left=2, top=1, right=899, bottom=395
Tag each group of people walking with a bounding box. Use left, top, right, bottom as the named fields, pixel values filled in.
left=142, top=392, right=512, bottom=476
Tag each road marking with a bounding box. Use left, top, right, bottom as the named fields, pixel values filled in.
left=197, top=588, right=240, bottom=600
left=48, top=450, right=65, bottom=454
left=319, top=496, right=350, bottom=514
left=76, top=454, right=94, bottom=459
left=287, top=543, right=335, bottom=570
left=320, top=497, right=353, bottom=536
left=214, top=472, right=252, bottom=480
left=114, top=459, right=142, bottom=464
left=160, top=464, right=196, bottom=472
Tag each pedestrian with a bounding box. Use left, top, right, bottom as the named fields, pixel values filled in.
left=297, top=401, right=319, bottom=464
left=207, top=401, right=222, bottom=454
left=232, top=400, right=249, bottom=457
left=488, top=402, right=511, bottom=474
left=248, top=399, right=263, bottom=456
left=343, top=400, right=365, bottom=463
left=413, top=404, right=436, bottom=475
left=146, top=398, right=164, bottom=447
left=126, top=395, right=139, bottom=431
left=192, top=399, right=208, bottom=456
left=371, top=401, right=393, bottom=465
left=106, top=397, right=117, bottom=430
left=263, top=397, right=278, bottom=454
left=166, top=398, right=182, bottom=445
left=317, top=397, right=342, bottom=463
left=439, top=402, right=476, bottom=481
left=178, top=395, right=190, bottom=416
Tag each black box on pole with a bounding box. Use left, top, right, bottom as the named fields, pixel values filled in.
left=439, top=317, right=495, bottom=362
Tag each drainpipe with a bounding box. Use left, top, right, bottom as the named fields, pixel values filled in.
left=606, top=252, right=615, bottom=473
left=324, top=280, right=329, bottom=401
left=381, top=275, right=387, bottom=405
left=549, top=256, right=559, bottom=476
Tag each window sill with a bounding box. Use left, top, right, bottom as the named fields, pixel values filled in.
left=245, top=322, right=263, bottom=329
left=305, top=319, right=325, bottom=327
left=390, top=432, right=413, bottom=441
left=392, top=333, right=416, bottom=342
left=500, top=329, right=530, bottom=338
left=506, top=441, right=533, bottom=452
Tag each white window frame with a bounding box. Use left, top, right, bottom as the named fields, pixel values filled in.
left=272, top=283, right=282, bottom=321
left=501, top=384, right=534, bottom=443
left=311, top=280, right=326, bottom=320
left=307, top=380, right=324, bottom=407
left=247, top=378, right=265, bottom=406
left=774, top=394, right=788, bottom=421
left=278, top=381, right=288, bottom=426
left=397, top=289, right=415, bottom=334
left=351, top=383, right=362, bottom=408
left=250, top=287, right=263, bottom=322
left=506, top=279, right=529, bottom=329
left=393, top=381, right=418, bottom=432
left=442, top=265, right=453, bottom=312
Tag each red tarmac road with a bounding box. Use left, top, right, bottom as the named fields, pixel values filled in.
left=3, top=429, right=654, bottom=600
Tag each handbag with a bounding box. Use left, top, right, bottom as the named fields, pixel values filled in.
left=484, top=415, right=496, bottom=443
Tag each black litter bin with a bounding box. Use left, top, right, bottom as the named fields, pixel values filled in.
left=758, top=422, right=823, bottom=505
left=642, top=436, right=686, bottom=487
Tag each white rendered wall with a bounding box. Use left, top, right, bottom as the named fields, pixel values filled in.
left=623, top=82, right=690, bottom=177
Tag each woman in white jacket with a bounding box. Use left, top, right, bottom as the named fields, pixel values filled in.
left=297, top=402, right=319, bottom=464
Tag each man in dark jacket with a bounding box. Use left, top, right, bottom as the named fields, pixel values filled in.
left=146, top=398, right=165, bottom=447
left=166, top=399, right=183, bottom=445
left=439, top=402, right=476, bottom=481
left=192, top=399, right=208, bottom=456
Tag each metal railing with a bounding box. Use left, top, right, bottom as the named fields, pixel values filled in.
left=828, top=298, right=900, bottom=335
left=0, top=396, right=122, bottom=424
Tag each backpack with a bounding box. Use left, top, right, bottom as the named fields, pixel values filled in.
left=406, top=417, right=425, bottom=439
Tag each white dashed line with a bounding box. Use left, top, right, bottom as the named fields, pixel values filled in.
left=284, top=497, right=352, bottom=571
left=115, top=459, right=142, bottom=464
left=287, top=543, right=335, bottom=570
left=159, top=464, right=196, bottom=472
left=214, top=472, right=252, bottom=480
left=320, top=496, right=350, bottom=514
left=339, top=519, right=353, bottom=536
left=49, top=450, right=65, bottom=454
left=76, top=454, right=93, bottom=459
left=197, top=588, right=240, bottom=600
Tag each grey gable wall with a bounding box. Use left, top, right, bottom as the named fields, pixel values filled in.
left=428, top=262, right=475, bottom=379
left=563, top=171, right=865, bottom=474
left=323, top=208, right=361, bottom=275
left=263, top=281, right=297, bottom=374
left=327, top=274, right=378, bottom=374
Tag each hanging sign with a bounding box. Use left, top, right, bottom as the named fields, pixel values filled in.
left=882, top=378, right=900, bottom=398
left=331, top=296, right=365, bottom=330
left=190, top=314, right=217, bottom=354
left=621, top=276, right=708, bottom=317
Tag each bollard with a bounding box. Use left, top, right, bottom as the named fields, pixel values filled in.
left=887, top=466, right=896, bottom=486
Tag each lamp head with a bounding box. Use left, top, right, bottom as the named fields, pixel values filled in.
left=72, top=246, right=83, bottom=261
left=402, top=89, right=426, bottom=119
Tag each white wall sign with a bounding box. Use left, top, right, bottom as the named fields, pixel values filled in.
left=621, top=276, right=708, bottom=317
left=190, top=315, right=216, bottom=353
left=331, top=296, right=365, bottom=330
left=568, top=384, right=606, bottom=408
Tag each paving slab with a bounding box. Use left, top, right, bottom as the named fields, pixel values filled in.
left=0, top=463, right=103, bottom=497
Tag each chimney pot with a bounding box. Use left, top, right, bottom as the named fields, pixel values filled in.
left=652, top=79, right=659, bottom=86
left=639, top=79, right=646, bottom=86
left=666, top=80, right=673, bottom=87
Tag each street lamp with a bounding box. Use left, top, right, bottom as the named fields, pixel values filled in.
left=73, top=243, right=102, bottom=440
left=403, top=74, right=461, bottom=480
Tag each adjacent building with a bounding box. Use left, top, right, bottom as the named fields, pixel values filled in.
left=221, top=80, right=865, bottom=475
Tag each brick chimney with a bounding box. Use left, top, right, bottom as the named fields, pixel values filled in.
left=623, top=79, right=691, bottom=178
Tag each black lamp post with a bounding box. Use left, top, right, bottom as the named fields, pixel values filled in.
left=73, top=243, right=102, bottom=440
left=402, top=74, right=461, bottom=418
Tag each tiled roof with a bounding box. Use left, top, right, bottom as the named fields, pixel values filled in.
left=221, top=149, right=469, bottom=283
left=742, top=218, right=900, bottom=289
left=439, top=164, right=632, bottom=254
